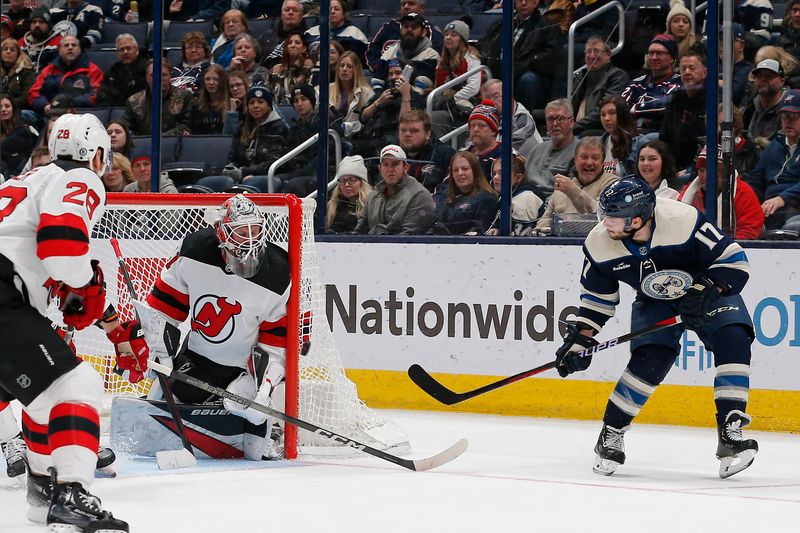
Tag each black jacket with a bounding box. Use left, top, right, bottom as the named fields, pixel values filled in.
left=405, top=139, right=456, bottom=193
left=572, top=63, right=630, bottom=135
left=98, top=54, right=149, bottom=108
left=229, top=111, right=288, bottom=177
left=659, top=87, right=707, bottom=169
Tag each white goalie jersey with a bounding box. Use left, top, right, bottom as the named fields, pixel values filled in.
left=145, top=227, right=291, bottom=369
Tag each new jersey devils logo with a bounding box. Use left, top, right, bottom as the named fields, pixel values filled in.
left=191, top=295, right=243, bottom=343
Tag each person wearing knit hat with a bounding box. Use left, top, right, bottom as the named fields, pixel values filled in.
left=327, top=155, right=374, bottom=234
left=29, top=7, right=52, bottom=27
left=247, top=85, right=273, bottom=106
left=335, top=154, right=369, bottom=182
left=468, top=99, right=500, bottom=134
left=649, top=34, right=678, bottom=62
left=665, top=0, right=702, bottom=59
left=290, top=83, right=316, bottom=109
left=0, top=15, right=13, bottom=41
left=666, top=0, right=692, bottom=34
left=443, top=20, right=469, bottom=43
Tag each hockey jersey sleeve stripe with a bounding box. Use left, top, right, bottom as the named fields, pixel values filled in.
left=153, top=277, right=190, bottom=307
left=36, top=213, right=90, bottom=259
left=146, top=288, right=190, bottom=322
left=259, top=317, right=288, bottom=348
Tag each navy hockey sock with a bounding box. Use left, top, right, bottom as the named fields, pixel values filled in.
left=711, top=325, right=752, bottom=416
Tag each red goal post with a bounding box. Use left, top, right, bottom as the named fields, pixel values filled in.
left=59, top=193, right=407, bottom=459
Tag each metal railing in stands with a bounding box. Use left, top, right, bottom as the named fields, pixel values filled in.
left=566, top=1, right=625, bottom=98
left=266, top=129, right=342, bottom=193
left=440, top=123, right=468, bottom=150
left=426, top=65, right=493, bottom=117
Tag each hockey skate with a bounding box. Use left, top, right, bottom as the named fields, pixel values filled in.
left=27, top=471, right=51, bottom=524
left=1, top=432, right=26, bottom=478
left=593, top=424, right=628, bottom=475
left=47, top=469, right=128, bottom=532
left=716, top=410, right=758, bottom=479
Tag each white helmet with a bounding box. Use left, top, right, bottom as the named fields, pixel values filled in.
left=49, top=113, right=112, bottom=176
left=215, top=195, right=268, bottom=278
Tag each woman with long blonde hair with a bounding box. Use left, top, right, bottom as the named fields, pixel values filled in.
left=329, top=51, right=373, bottom=138
left=326, top=155, right=373, bottom=233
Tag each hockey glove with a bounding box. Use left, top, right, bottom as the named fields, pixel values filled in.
left=678, top=277, right=724, bottom=330
left=57, top=260, right=106, bottom=330
left=106, top=320, right=150, bottom=383
left=223, top=373, right=274, bottom=426
left=554, top=324, right=599, bottom=377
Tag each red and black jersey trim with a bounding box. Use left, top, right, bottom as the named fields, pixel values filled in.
left=147, top=277, right=190, bottom=322
left=36, top=213, right=89, bottom=260
left=22, top=411, right=51, bottom=456
left=48, top=403, right=99, bottom=453
left=259, top=316, right=287, bottom=348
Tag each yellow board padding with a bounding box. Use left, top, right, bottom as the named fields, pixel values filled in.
left=344, top=369, right=800, bottom=433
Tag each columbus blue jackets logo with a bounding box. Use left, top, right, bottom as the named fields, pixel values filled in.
left=641, top=270, right=693, bottom=300
left=191, top=295, right=243, bottom=343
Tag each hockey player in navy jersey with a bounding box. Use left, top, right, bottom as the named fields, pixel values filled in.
left=554, top=176, right=758, bottom=479
left=143, top=194, right=291, bottom=461
left=0, top=113, right=128, bottom=531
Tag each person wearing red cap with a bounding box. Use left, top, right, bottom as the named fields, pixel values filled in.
left=678, top=146, right=764, bottom=239
left=466, top=99, right=501, bottom=180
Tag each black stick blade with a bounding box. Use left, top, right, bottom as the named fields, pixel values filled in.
left=408, top=364, right=463, bottom=405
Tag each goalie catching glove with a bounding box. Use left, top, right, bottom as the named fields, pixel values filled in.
left=106, top=320, right=150, bottom=383
left=56, top=260, right=106, bottom=330
left=554, top=323, right=599, bottom=377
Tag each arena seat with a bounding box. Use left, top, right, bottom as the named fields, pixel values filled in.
left=165, top=135, right=234, bottom=181
left=86, top=49, right=121, bottom=73
left=131, top=135, right=181, bottom=164
left=177, top=184, right=214, bottom=193
left=163, top=20, right=214, bottom=46
left=75, top=107, right=111, bottom=125
left=247, top=18, right=273, bottom=39
left=102, top=21, right=148, bottom=47
left=109, top=107, right=126, bottom=123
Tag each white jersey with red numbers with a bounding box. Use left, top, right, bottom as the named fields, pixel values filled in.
left=0, top=162, right=106, bottom=315
left=146, top=227, right=291, bottom=369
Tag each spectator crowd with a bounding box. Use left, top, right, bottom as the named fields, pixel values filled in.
left=4, top=0, right=800, bottom=238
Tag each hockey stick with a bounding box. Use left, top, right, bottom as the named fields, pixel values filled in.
left=408, top=316, right=683, bottom=405
left=109, top=238, right=197, bottom=470
left=147, top=360, right=468, bottom=472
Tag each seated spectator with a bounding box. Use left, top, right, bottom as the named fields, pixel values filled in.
left=231, top=0, right=282, bottom=19
left=659, top=51, right=707, bottom=170
left=721, top=23, right=752, bottom=107
left=430, top=151, right=498, bottom=235
left=28, top=36, right=103, bottom=117
left=98, top=33, right=148, bottom=107
left=399, top=109, right=455, bottom=193
left=535, top=136, right=618, bottom=234
left=326, top=155, right=373, bottom=234
left=0, top=95, right=37, bottom=176
left=429, top=20, right=480, bottom=139
left=480, top=79, right=542, bottom=152
left=123, top=149, right=179, bottom=193
left=777, top=0, right=800, bottom=62
left=571, top=36, right=629, bottom=137
left=102, top=152, right=134, bottom=192
left=366, top=0, right=443, bottom=73
left=665, top=0, right=704, bottom=60
left=227, top=70, right=250, bottom=121
left=356, top=59, right=415, bottom=157
left=190, top=64, right=230, bottom=134
left=330, top=51, right=373, bottom=138
left=7, top=0, right=31, bottom=41
left=311, top=40, right=344, bottom=86
left=30, top=145, right=50, bottom=168
left=276, top=84, right=324, bottom=196
left=636, top=140, right=679, bottom=199
left=223, top=85, right=288, bottom=191
left=679, top=146, right=764, bottom=239
left=521, top=98, right=579, bottom=199
left=745, top=89, right=800, bottom=227
left=353, top=144, right=435, bottom=235
left=20, top=8, right=61, bottom=73
left=371, top=13, right=439, bottom=99
left=50, top=0, right=103, bottom=50
left=481, top=0, right=539, bottom=86
left=464, top=100, right=501, bottom=180
left=486, top=155, right=545, bottom=236
left=259, top=0, right=308, bottom=70
left=0, top=38, right=35, bottom=115
left=514, top=0, right=575, bottom=112
left=752, top=45, right=800, bottom=90
left=211, top=9, right=249, bottom=68
left=599, top=95, right=644, bottom=177
left=123, top=59, right=192, bottom=135
left=107, top=119, right=134, bottom=159
left=166, top=0, right=230, bottom=22
left=170, top=31, right=212, bottom=94
left=736, top=0, right=773, bottom=35
left=229, top=33, right=269, bottom=86
left=743, top=59, right=789, bottom=150
left=268, top=29, right=313, bottom=105
left=306, top=0, right=369, bottom=65
left=622, top=34, right=682, bottom=134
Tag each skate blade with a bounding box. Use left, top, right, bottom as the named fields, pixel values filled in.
left=593, top=455, right=620, bottom=476
left=719, top=449, right=757, bottom=479
left=48, top=525, right=127, bottom=533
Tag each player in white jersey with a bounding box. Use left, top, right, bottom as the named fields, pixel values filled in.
left=144, top=194, right=291, bottom=460
left=554, top=177, right=757, bottom=479
left=0, top=113, right=129, bottom=531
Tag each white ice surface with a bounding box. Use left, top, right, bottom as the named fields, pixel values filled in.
left=2, top=410, right=799, bottom=532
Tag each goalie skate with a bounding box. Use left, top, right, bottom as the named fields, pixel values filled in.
left=716, top=410, right=758, bottom=479
left=592, top=424, right=628, bottom=476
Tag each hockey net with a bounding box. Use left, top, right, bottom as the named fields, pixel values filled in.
left=54, top=193, right=407, bottom=459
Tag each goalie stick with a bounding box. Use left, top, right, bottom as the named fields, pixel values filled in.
left=408, top=316, right=683, bottom=405
left=110, top=238, right=197, bottom=470
left=147, top=360, right=469, bottom=472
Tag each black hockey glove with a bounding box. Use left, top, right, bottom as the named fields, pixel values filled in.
left=678, top=277, right=724, bottom=330
left=554, top=324, right=599, bottom=378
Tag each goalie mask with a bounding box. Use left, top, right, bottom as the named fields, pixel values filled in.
left=215, top=195, right=267, bottom=278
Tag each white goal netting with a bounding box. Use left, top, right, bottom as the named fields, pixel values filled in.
left=51, top=193, right=407, bottom=457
